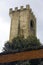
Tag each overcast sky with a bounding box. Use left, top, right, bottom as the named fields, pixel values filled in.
left=0, top=0, right=43, bottom=52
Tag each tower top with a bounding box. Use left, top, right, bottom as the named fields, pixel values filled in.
left=9, top=5, right=36, bottom=19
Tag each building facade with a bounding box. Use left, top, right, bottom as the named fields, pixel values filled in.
left=9, top=5, right=36, bottom=41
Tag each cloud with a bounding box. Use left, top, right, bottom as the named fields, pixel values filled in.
left=0, top=17, right=10, bottom=52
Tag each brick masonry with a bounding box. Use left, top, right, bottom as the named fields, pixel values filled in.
left=0, top=49, right=43, bottom=63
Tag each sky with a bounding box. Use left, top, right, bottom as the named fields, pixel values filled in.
left=0, top=0, right=43, bottom=52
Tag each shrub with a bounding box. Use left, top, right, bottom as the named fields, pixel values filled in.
left=3, top=36, right=41, bottom=52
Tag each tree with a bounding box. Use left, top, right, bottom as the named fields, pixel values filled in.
left=3, top=36, right=41, bottom=52
left=3, top=41, right=13, bottom=52
left=26, top=36, right=41, bottom=47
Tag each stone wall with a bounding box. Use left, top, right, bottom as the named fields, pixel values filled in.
left=9, top=5, right=36, bottom=41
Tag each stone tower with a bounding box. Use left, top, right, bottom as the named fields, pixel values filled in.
left=9, top=5, right=36, bottom=41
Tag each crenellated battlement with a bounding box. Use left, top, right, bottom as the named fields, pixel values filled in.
left=15, top=7, right=18, bottom=11
left=9, top=8, right=13, bottom=14
left=9, top=5, right=30, bottom=13
left=9, top=5, right=36, bottom=19
left=31, top=11, right=36, bottom=20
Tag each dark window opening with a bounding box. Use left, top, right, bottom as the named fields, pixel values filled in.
left=30, top=20, right=34, bottom=29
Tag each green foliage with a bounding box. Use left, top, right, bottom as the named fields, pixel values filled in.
left=3, top=41, right=12, bottom=52
left=3, top=36, right=41, bottom=52
left=26, top=36, right=41, bottom=48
